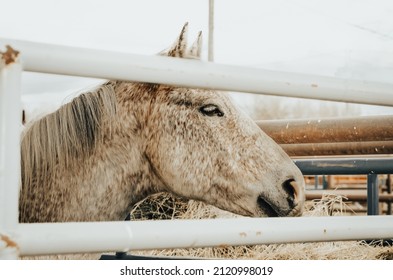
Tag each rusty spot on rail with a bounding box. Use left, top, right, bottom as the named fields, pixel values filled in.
left=0, top=234, right=19, bottom=249
left=0, top=45, right=20, bottom=65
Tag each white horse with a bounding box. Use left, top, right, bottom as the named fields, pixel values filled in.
left=20, top=23, right=305, bottom=223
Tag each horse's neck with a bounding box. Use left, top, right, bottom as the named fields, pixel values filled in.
left=20, top=136, right=153, bottom=223
left=65, top=136, right=152, bottom=222
left=20, top=90, right=162, bottom=223
left=71, top=90, right=166, bottom=222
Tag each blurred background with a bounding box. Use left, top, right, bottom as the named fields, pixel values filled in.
left=1, top=0, right=393, bottom=121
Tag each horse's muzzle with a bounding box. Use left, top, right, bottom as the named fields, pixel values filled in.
left=257, top=178, right=305, bottom=217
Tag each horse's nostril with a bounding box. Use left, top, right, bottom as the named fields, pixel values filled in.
left=257, top=195, right=279, bottom=217
left=282, top=179, right=297, bottom=208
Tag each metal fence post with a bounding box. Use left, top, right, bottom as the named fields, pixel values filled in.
left=387, top=175, right=392, bottom=215
left=208, top=0, right=215, bottom=62
left=314, top=175, right=319, bottom=189
left=322, top=176, right=328, bottom=189
left=0, top=45, right=22, bottom=259
left=367, top=174, right=379, bottom=215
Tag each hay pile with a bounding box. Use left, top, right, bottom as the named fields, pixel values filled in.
left=129, top=192, right=393, bottom=260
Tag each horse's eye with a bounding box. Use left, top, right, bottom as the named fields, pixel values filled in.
left=199, top=104, right=224, bottom=117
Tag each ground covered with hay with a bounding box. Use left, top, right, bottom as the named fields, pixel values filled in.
left=129, top=193, right=393, bottom=260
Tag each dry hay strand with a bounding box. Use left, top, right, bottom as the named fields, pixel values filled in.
left=129, top=192, right=393, bottom=260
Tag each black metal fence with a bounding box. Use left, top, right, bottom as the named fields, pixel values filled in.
left=294, top=158, right=393, bottom=215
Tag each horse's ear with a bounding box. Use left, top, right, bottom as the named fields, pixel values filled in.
left=186, top=31, right=202, bottom=59
left=159, top=22, right=189, bottom=58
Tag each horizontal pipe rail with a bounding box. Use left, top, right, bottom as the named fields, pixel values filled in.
left=306, top=190, right=393, bottom=202
left=294, top=158, right=393, bottom=175
left=281, top=141, right=393, bottom=156
left=15, top=216, right=393, bottom=256
left=257, top=115, right=393, bottom=144
left=1, top=39, right=393, bottom=106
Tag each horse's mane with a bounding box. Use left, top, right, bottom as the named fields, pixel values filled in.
left=21, top=82, right=117, bottom=190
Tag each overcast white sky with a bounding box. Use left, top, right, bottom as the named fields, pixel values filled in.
left=1, top=0, right=393, bottom=117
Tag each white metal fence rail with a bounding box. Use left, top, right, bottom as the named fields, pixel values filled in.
left=17, top=216, right=393, bottom=256
left=1, top=40, right=393, bottom=259
left=2, top=39, right=393, bottom=106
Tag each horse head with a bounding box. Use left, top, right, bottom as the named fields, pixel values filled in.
left=126, top=23, right=305, bottom=217
left=20, top=23, right=305, bottom=223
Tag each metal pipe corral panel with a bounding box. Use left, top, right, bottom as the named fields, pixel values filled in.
left=258, top=115, right=393, bottom=156
left=16, top=216, right=393, bottom=256
left=281, top=141, right=393, bottom=156
left=257, top=115, right=393, bottom=144
left=294, top=158, right=393, bottom=175
left=1, top=39, right=393, bottom=106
